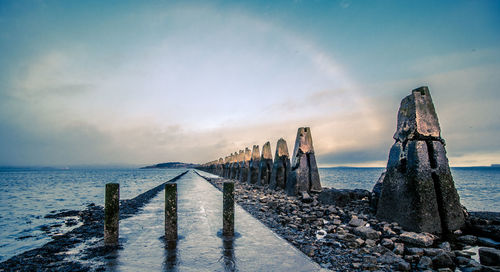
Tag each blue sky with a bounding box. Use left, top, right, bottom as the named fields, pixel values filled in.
left=1, top=0, right=499, bottom=167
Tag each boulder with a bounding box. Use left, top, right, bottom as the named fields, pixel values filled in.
left=399, top=231, right=436, bottom=247
left=376, top=86, right=465, bottom=234
left=257, top=141, right=273, bottom=186
left=479, top=247, right=500, bottom=266
left=353, top=226, right=380, bottom=240
left=286, top=127, right=322, bottom=196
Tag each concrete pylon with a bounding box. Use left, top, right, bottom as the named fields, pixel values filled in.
left=223, top=156, right=230, bottom=178
left=239, top=148, right=251, bottom=183
left=286, top=127, right=322, bottom=196
left=269, top=138, right=291, bottom=190
left=233, top=150, right=243, bottom=180
left=229, top=152, right=237, bottom=179
left=257, top=141, right=273, bottom=186
left=376, top=86, right=464, bottom=234
left=247, top=145, right=261, bottom=184
left=217, top=158, right=224, bottom=176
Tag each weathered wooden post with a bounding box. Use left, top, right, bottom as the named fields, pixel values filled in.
left=104, top=183, right=119, bottom=246
left=165, top=183, right=178, bottom=241
left=223, top=181, right=235, bottom=236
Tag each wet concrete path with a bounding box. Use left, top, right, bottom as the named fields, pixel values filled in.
left=107, top=170, right=323, bottom=271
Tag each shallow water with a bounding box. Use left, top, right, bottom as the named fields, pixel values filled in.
left=0, top=168, right=184, bottom=262
left=0, top=166, right=498, bottom=263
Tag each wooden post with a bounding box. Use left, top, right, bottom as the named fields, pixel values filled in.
left=223, top=182, right=234, bottom=236
left=104, top=183, right=119, bottom=246
left=165, top=183, right=178, bottom=241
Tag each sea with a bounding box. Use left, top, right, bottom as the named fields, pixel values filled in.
left=0, top=167, right=499, bottom=262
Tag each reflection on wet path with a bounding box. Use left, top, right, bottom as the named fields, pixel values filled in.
left=109, top=170, right=323, bottom=271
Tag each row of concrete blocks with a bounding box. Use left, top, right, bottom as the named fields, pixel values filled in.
left=104, top=181, right=236, bottom=247
left=198, top=127, right=322, bottom=196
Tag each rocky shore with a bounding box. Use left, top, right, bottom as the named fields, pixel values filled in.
left=197, top=172, right=500, bottom=272
left=0, top=171, right=188, bottom=272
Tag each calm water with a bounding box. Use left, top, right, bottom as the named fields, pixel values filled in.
left=319, top=167, right=500, bottom=212
left=0, top=167, right=499, bottom=262
left=0, top=168, right=185, bottom=262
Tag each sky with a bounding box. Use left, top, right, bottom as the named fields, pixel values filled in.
left=0, top=0, right=499, bottom=167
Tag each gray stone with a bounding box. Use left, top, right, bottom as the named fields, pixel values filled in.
left=439, top=241, right=451, bottom=251
left=393, top=242, right=404, bottom=255
left=406, top=247, right=424, bottom=256
left=247, top=145, right=260, bottom=184
left=398, top=260, right=411, bottom=271
left=286, top=127, right=322, bottom=196
left=424, top=248, right=445, bottom=256
left=381, top=238, right=394, bottom=249
left=478, top=237, right=500, bottom=248
left=349, top=216, right=366, bottom=227
left=257, top=141, right=273, bottom=186
left=353, top=226, right=380, bottom=240
left=417, top=256, right=433, bottom=269
left=378, top=251, right=404, bottom=264
left=376, top=87, right=464, bottom=234
left=269, top=138, right=291, bottom=190
left=399, top=232, right=436, bottom=247
left=458, top=235, right=478, bottom=245
left=432, top=252, right=455, bottom=269
left=479, top=247, right=500, bottom=266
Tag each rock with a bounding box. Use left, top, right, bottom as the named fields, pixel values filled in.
left=406, top=247, right=424, bottom=256
left=458, top=235, right=478, bottom=245
left=399, top=231, right=436, bottom=247
left=349, top=216, right=366, bottom=227
left=393, top=242, right=404, bottom=255
left=247, top=145, right=261, bottom=184
left=424, top=248, right=445, bottom=256
left=257, top=141, right=273, bottom=186
left=318, top=188, right=370, bottom=207
left=479, top=247, right=500, bottom=266
left=439, top=241, right=451, bottom=251
left=363, top=255, right=377, bottom=264
left=365, top=239, right=376, bottom=247
left=286, top=127, right=322, bottom=196
left=353, top=226, right=380, bottom=240
left=478, top=237, right=500, bottom=248
left=397, top=260, right=411, bottom=271
left=269, top=138, right=291, bottom=190
left=300, top=192, right=313, bottom=203
left=376, top=87, right=465, bottom=234
left=432, top=252, right=454, bottom=269
left=418, top=256, right=433, bottom=269
left=381, top=238, right=394, bottom=249
left=378, top=251, right=404, bottom=264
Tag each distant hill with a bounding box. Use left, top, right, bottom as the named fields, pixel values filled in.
left=492, top=164, right=500, bottom=167
left=140, top=162, right=199, bottom=169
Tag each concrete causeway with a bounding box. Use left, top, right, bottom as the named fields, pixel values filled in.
left=106, top=170, right=324, bottom=271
